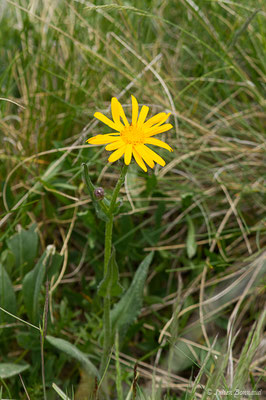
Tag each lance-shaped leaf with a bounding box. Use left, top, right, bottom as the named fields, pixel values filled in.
left=98, top=248, right=123, bottom=297
left=7, top=224, right=38, bottom=276
left=52, top=383, right=72, bottom=400
left=82, top=163, right=109, bottom=221
left=0, top=249, right=15, bottom=275
left=46, top=335, right=99, bottom=378
left=22, top=245, right=63, bottom=323
left=110, top=252, right=154, bottom=338
left=0, top=263, right=16, bottom=323
left=0, top=363, right=30, bottom=378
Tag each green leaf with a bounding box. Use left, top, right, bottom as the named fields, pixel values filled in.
left=98, top=248, right=123, bottom=297
left=47, top=251, right=63, bottom=281
left=0, top=263, right=16, bottom=323
left=186, top=215, right=197, bottom=259
left=113, top=198, right=123, bottom=216
left=145, top=174, right=157, bottom=195
left=17, top=331, right=40, bottom=351
left=1, top=182, right=14, bottom=210
left=0, top=249, right=15, bottom=276
left=144, top=295, right=164, bottom=305
left=22, top=245, right=62, bottom=323
left=41, top=159, right=63, bottom=183
left=181, top=192, right=193, bottom=210
left=53, top=182, right=77, bottom=191
left=46, top=335, right=99, bottom=378
left=0, top=363, right=29, bottom=378
left=82, top=163, right=109, bottom=222
left=110, top=252, right=154, bottom=338
left=52, top=383, right=72, bottom=400
left=94, top=199, right=110, bottom=222
left=7, top=224, right=38, bottom=275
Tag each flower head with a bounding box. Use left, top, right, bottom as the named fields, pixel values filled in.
left=87, top=96, right=173, bottom=172
left=94, top=187, right=105, bottom=200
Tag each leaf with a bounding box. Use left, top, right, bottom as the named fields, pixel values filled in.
left=7, top=224, right=38, bottom=275
left=22, top=252, right=47, bottom=323
left=0, top=249, right=15, bottom=275
left=186, top=215, right=197, bottom=259
left=17, top=331, right=40, bottom=351
left=181, top=192, right=193, bottom=210
left=155, top=202, right=165, bottom=229
left=144, top=295, right=164, bottom=305
left=1, top=182, right=14, bottom=210
left=52, top=383, right=72, bottom=400
left=110, top=252, right=154, bottom=338
left=0, top=263, right=16, bottom=323
left=82, top=163, right=109, bottom=222
left=41, top=159, right=63, bottom=182
left=0, top=363, right=29, bottom=378
left=98, top=248, right=123, bottom=297
left=53, top=182, right=77, bottom=191
left=46, top=336, right=99, bottom=378
left=145, top=174, right=157, bottom=195
left=113, top=198, right=123, bottom=216
left=47, top=251, right=63, bottom=281
left=22, top=245, right=62, bottom=323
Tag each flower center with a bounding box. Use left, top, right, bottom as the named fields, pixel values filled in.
left=120, top=125, right=145, bottom=145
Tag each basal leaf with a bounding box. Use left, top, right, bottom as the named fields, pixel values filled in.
left=0, top=363, right=29, bottom=378
left=22, top=245, right=62, bottom=323
left=0, top=263, right=16, bottom=323
left=7, top=224, right=38, bottom=276
left=0, top=249, right=15, bottom=275
left=46, top=335, right=99, bottom=378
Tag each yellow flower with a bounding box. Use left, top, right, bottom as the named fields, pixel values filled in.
left=87, top=96, right=173, bottom=172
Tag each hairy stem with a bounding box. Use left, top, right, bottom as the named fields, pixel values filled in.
left=100, top=164, right=128, bottom=375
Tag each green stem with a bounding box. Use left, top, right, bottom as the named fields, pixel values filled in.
left=100, top=164, right=128, bottom=376
left=40, top=329, right=47, bottom=400
left=115, top=331, right=123, bottom=400
left=100, top=294, right=111, bottom=376
left=109, top=165, right=128, bottom=213
left=104, top=216, right=114, bottom=275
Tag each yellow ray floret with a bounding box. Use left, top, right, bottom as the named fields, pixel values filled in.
left=87, top=95, right=173, bottom=171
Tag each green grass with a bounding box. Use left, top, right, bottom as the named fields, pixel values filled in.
left=0, top=0, right=265, bottom=398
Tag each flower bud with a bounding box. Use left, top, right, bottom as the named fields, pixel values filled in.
left=94, top=187, right=105, bottom=200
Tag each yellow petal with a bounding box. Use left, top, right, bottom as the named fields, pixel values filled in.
left=132, top=147, right=147, bottom=172
left=144, top=137, right=173, bottom=152
left=87, top=135, right=120, bottom=145
left=144, top=112, right=171, bottom=129
left=131, top=95, right=139, bottom=125
left=112, top=97, right=129, bottom=127
left=94, top=112, right=121, bottom=131
left=124, top=144, right=133, bottom=165
left=146, top=123, right=173, bottom=137
left=135, top=144, right=154, bottom=168
left=137, top=105, right=149, bottom=127
left=108, top=145, right=127, bottom=163
left=105, top=140, right=124, bottom=151
left=111, top=98, right=125, bottom=130
left=142, top=145, right=166, bottom=166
